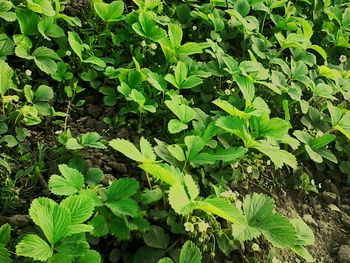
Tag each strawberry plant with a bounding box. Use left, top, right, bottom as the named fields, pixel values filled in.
left=1, top=0, right=350, bottom=262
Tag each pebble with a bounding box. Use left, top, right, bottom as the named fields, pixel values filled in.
left=338, top=245, right=350, bottom=263
left=340, top=205, right=350, bottom=215
left=302, top=214, right=318, bottom=228
left=322, top=191, right=337, bottom=204
left=341, top=214, right=350, bottom=229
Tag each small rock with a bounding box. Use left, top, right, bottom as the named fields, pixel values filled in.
left=340, top=205, right=350, bottom=215
left=88, top=102, right=100, bottom=114
left=302, top=214, right=318, bottom=228
left=329, top=183, right=340, bottom=195
left=328, top=204, right=341, bottom=212
left=110, top=162, right=127, bottom=174
left=102, top=174, right=116, bottom=186
left=85, top=117, right=97, bottom=129
left=341, top=214, right=350, bottom=229
left=322, top=191, right=337, bottom=204
left=338, top=245, right=350, bottom=263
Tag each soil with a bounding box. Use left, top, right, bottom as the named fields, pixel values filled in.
left=1, top=100, right=350, bottom=263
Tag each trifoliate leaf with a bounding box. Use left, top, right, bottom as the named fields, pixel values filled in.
left=184, top=135, right=205, bottom=161
left=48, top=165, right=85, bottom=196
left=29, top=198, right=71, bottom=245
left=243, top=193, right=274, bottom=224
left=94, top=1, right=124, bottom=22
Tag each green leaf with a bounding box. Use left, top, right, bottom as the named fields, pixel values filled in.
left=141, top=188, right=163, bottom=204
left=66, top=138, right=83, bottom=150
left=0, top=1, right=15, bottom=22
left=179, top=241, right=202, bottom=263
left=242, top=193, right=274, bottom=224
left=143, top=226, right=169, bottom=249
left=305, top=145, right=323, bottom=163
left=168, top=23, right=182, bottom=48
left=233, top=75, right=255, bottom=104
left=27, top=0, right=55, bottom=16
left=84, top=56, right=106, bottom=68
left=16, top=9, right=39, bottom=35
left=165, top=100, right=196, bottom=123
left=0, top=245, right=11, bottom=263
left=254, top=142, right=297, bottom=169
left=184, top=135, right=205, bottom=161
left=147, top=72, right=167, bottom=92
left=16, top=234, right=53, bottom=261
left=106, top=198, right=139, bottom=217
left=48, top=164, right=85, bottom=196
left=290, top=219, right=314, bottom=246
left=94, top=1, right=124, bottom=22
left=110, top=217, right=130, bottom=240
left=0, top=34, right=14, bottom=57
left=181, top=76, right=203, bottom=89
left=90, top=215, right=109, bottom=237
left=195, top=198, right=246, bottom=225
left=168, top=119, right=188, bottom=134
left=77, top=250, right=101, bottom=263
left=60, top=195, right=95, bottom=224
left=259, top=214, right=297, bottom=248
left=158, top=258, right=174, bottom=263
left=0, top=60, right=13, bottom=96
left=235, top=0, right=250, bottom=16
left=0, top=224, right=11, bottom=245
left=85, top=168, right=104, bottom=185
left=38, top=17, right=65, bottom=40
left=79, top=132, right=106, bottom=149
left=139, top=163, right=180, bottom=186
left=68, top=31, right=83, bottom=60
left=35, top=85, right=54, bottom=102
left=168, top=185, right=192, bottom=215
left=140, top=137, right=156, bottom=161
left=216, top=116, right=251, bottom=145
left=106, top=178, right=139, bottom=201
left=176, top=42, right=203, bottom=56
left=29, top=198, right=71, bottom=244
left=184, top=174, right=199, bottom=200
left=132, top=12, right=166, bottom=41
left=32, top=46, right=60, bottom=75
left=109, top=138, right=144, bottom=162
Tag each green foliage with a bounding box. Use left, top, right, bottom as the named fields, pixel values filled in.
left=3, top=0, right=350, bottom=261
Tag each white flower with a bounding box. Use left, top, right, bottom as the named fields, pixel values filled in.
left=141, top=40, right=147, bottom=47
left=220, top=189, right=236, bottom=199
left=65, top=50, right=72, bottom=56
left=192, top=26, right=197, bottom=31
left=197, top=221, right=209, bottom=232
left=217, top=37, right=222, bottom=43
left=184, top=222, right=194, bottom=232
left=224, top=89, right=231, bottom=95
left=252, top=243, right=260, bottom=251
left=246, top=166, right=253, bottom=174
left=340, top=55, right=347, bottom=63
left=266, top=160, right=271, bottom=165
left=150, top=43, right=157, bottom=50
left=226, top=79, right=232, bottom=84
left=25, top=70, right=32, bottom=76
